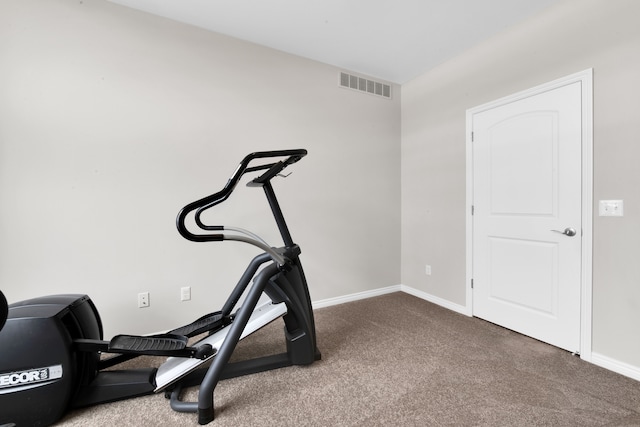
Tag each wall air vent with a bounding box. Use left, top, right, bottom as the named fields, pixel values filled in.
left=339, top=72, right=391, bottom=99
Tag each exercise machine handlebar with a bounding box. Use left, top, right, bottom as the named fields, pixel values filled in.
left=175, top=150, right=306, bottom=256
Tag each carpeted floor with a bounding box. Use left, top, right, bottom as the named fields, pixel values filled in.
left=55, top=292, right=640, bottom=426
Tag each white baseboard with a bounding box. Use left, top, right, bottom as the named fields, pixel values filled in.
left=311, top=285, right=401, bottom=309
left=400, top=284, right=471, bottom=316
left=590, top=352, right=640, bottom=382
left=312, top=284, right=470, bottom=316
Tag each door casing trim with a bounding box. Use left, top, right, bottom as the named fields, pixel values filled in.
left=465, top=69, right=593, bottom=360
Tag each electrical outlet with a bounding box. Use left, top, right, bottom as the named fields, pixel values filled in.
left=138, top=292, right=150, bottom=308
left=425, top=265, right=432, bottom=276
left=599, top=200, right=624, bottom=217
left=181, top=286, right=191, bottom=302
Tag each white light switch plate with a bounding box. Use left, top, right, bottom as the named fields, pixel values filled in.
left=599, top=200, right=624, bottom=216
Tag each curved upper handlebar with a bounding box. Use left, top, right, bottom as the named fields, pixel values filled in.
left=176, top=149, right=307, bottom=245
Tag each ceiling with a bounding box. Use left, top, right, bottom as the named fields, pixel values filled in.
left=106, top=0, right=561, bottom=84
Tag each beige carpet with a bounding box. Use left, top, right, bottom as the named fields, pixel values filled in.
left=55, top=292, right=640, bottom=426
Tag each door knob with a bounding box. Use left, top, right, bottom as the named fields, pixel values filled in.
left=551, top=227, right=577, bottom=237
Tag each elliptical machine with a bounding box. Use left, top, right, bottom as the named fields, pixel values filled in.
left=0, top=149, right=320, bottom=426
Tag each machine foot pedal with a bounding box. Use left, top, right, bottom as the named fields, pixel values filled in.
left=108, top=334, right=214, bottom=359
left=109, top=334, right=188, bottom=354
left=169, top=311, right=230, bottom=338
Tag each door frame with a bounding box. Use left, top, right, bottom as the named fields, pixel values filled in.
left=465, top=69, right=593, bottom=360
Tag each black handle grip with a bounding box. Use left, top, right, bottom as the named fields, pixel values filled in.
left=0, top=290, right=7, bottom=332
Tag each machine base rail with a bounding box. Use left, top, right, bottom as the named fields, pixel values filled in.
left=154, top=301, right=288, bottom=392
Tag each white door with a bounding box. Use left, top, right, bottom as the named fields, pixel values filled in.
left=470, top=81, right=583, bottom=353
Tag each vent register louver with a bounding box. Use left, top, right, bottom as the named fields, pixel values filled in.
left=340, top=72, right=391, bottom=99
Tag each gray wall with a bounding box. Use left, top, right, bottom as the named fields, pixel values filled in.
left=401, top=0, right=640, bottom=370
left=0, top=0, right=401, bottom=338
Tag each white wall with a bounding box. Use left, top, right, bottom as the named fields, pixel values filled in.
left=402, top=0, right=640, bottom=371
left=0, top=0, right=401, bottom=338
